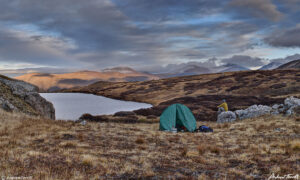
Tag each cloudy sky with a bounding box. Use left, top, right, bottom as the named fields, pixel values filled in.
left=0, top=0, right=300, bottom=74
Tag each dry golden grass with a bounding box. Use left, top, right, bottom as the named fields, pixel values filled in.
left=0, top=110, right=299, bottom=179
left=290, top=140, right=300, bottom=151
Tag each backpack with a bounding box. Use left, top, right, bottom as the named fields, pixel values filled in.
left=198, top=125, right=213, bottom=133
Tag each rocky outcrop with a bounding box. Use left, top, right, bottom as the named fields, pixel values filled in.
left=24, top=93, right=55, bottom=119
left=217, top=97, right=300, bottom=123
left=0, top=75, right=55, bottom=119
left=270, top=97, right=300, bottom=116
left=235, top=105, right=272, bottom=120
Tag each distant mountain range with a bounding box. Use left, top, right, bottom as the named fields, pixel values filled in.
left=259, top=62, right=282, bottom=70
left=15, top=67, right=159, bottom=92
left=259, top=59, right=300, bottom=70
left=157, top=64, right=211, bottom=78
left=13, top=64, right=255, bottom=91
left=217, top=63, right=250, bottom=72
left=102, top=67, right=138, bottom=74
left=15, top=59, right=300, bottom=92
left=157, top=63, right=250, bottom=78
left=277, top=59, right=300, bottom=69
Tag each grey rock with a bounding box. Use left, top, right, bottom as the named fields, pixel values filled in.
left=277, top=104, right=285, bottom=113
left=235, top=105, right=272, bottom=120
left=283, top=97, right=300, bottom=116
left=0, top=77, right=38, bottom=96
left=274, top=128, right=281, bottom=132
left=24, top=93, right=55, bottom=119
left=271, top=110, right=280, bottom=115
left=0, top=76, right=55, bottom=119
left=286, top=109, right=293, bottom=116
left=217, top=111, right=237, bottom=123
left=0, top=97, right=15, bottom=111
left=271, top=104, right=284, bottom=115
left=217, top=107, right=225, bottom=115
left=219, top=97, right=300, bottom=122
left=272, top=104, right=280, bottom=109
left=284, top=96, right=300, bottom=109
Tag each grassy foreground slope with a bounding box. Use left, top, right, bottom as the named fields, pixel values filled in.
left=65, top=69, right=300, bottom=121
left=0, top=110, right=299, bottom=179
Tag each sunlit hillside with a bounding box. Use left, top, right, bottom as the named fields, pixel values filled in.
left=65, top=69, right=300, bottom=121
left=15, top=68, right=159, bottom=92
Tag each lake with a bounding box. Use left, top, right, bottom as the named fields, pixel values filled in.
left=40, top=93, right=152, bottom=120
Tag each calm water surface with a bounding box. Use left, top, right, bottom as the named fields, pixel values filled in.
left=40, top=93, right=152, bottom=120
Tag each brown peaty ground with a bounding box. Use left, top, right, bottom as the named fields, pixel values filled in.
left=0, top=110, right=299, bottom=179
left=64, top=69, right=300, bottom=121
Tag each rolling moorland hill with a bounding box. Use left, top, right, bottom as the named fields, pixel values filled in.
left=15, top=67, right=159, bottom=92
left=15, top=59, right=299, bottom=93
left=65, top=69, right=300, bottom=121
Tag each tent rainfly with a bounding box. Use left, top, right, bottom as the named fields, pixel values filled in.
left=159, top=104, right=197, bottom=132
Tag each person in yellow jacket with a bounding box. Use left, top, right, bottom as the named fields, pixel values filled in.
left=217, top=99, right=228, bottom=112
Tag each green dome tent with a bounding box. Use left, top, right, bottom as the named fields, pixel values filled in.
left=159, top=104, right=197, bottom=132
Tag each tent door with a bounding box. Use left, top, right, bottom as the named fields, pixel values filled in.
left=175, top=107, right=186, bottom=131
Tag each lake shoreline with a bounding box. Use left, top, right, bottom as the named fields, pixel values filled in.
left=40, top=93, right=152, bottom=121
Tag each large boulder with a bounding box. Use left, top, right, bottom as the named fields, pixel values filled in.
left=235, top=105, right=272, bottom=120
left=0, top=75, right=55, bottom=119
left=284, top=97, right=300, bottom=108
left=217, top=111, right=237, bottom=123
left=283, top=97, right=300, bottom=115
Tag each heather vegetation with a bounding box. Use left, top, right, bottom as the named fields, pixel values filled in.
left=65, top=69, right=300, bottom=121
left=0, top=109, right=299, bottom=179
